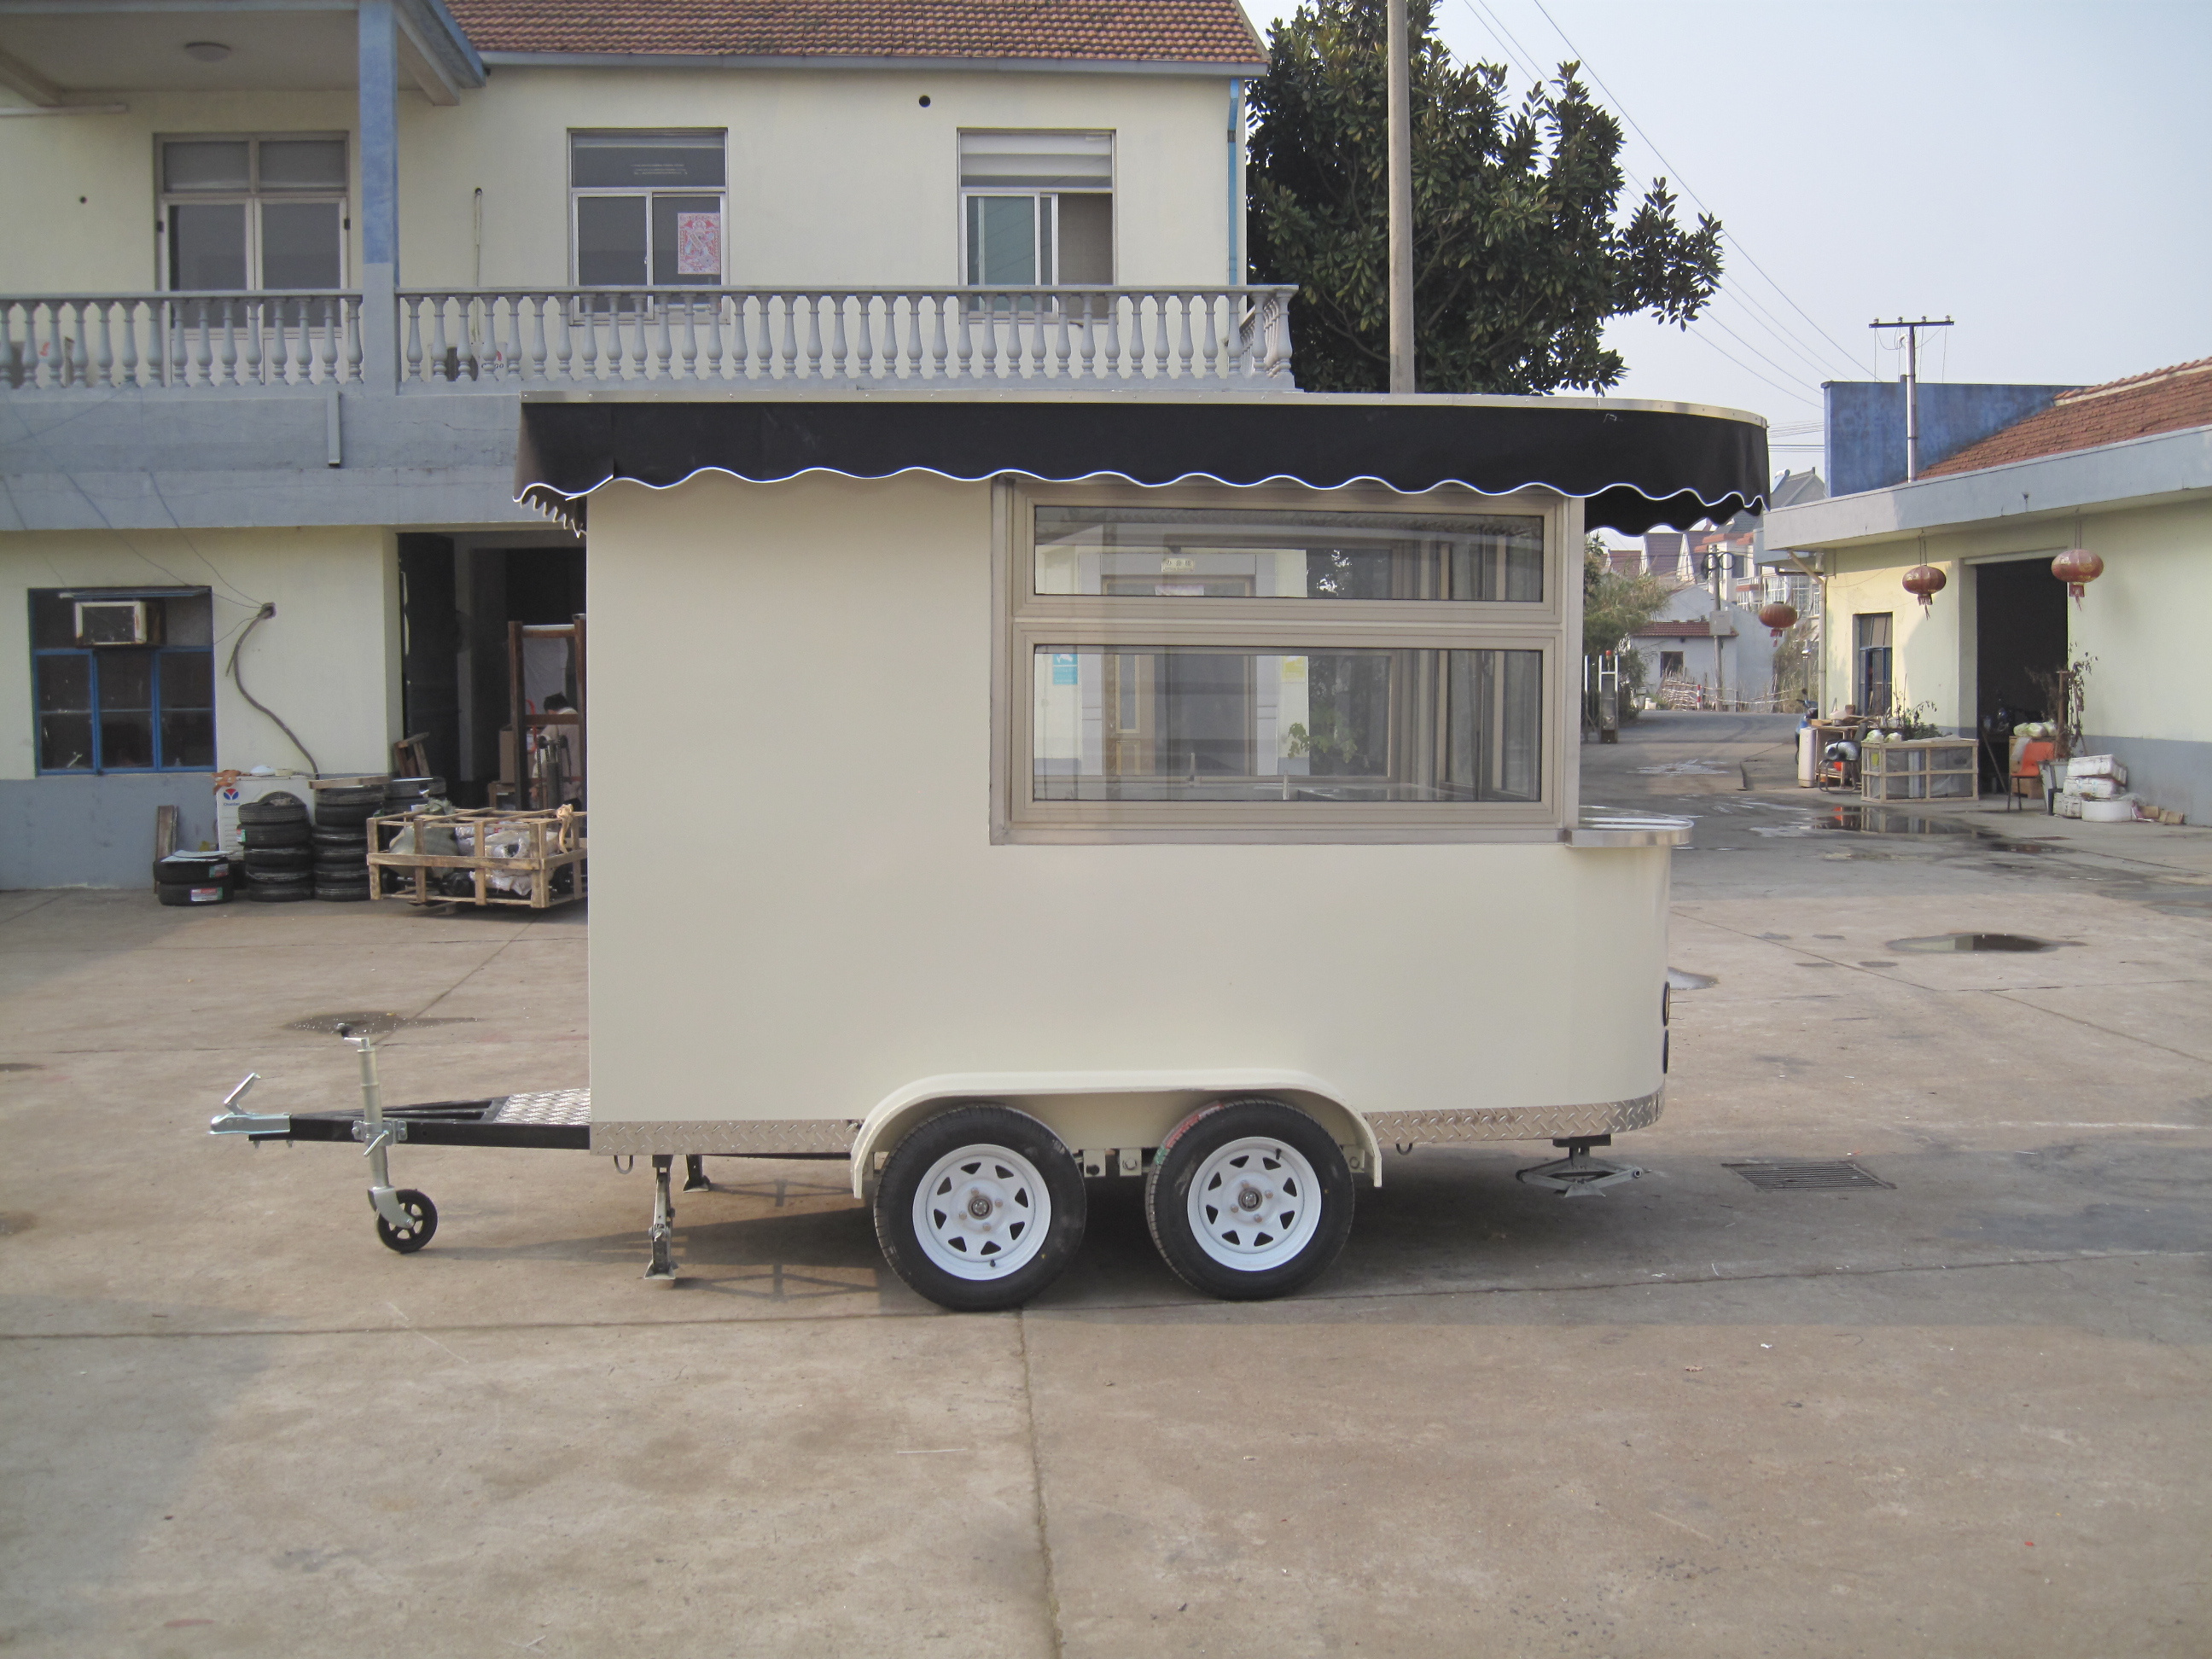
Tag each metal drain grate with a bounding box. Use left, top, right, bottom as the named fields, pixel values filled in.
left=1725, top=1161, right=1894, bottom=1190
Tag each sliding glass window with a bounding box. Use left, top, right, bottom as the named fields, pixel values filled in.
left=1004, top=488, right=1567, bottom=841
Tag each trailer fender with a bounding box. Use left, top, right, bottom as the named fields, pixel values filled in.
left=850, top=1071, right=1384, bottom=1199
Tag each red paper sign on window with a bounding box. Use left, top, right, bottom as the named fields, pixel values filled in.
left=676, top=212, right=721, bottom=276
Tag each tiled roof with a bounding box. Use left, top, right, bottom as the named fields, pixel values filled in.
left=1920, top=357, right=2212, bottom=478
left=1633, top=620, right=1713, bottom=637
left=445, top=0, right=1267, bottom=63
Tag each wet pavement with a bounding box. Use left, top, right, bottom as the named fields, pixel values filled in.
left=2, top=713, right=2207, bottom=1656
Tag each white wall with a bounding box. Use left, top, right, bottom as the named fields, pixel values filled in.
left=0, top=68, right=1241, bottom=292
left=584, top=472, right=1669, bottom=1135
left=0, top=525, right=402, bottom=780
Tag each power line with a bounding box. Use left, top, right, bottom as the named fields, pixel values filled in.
left=1461, top=0, right=1849, bottom=393
left=1522, top=0, right=1873, bottom=381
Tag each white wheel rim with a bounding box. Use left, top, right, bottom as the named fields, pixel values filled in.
left=911, top=1144, right=1053, bottom=1281
left=1186, top=1136, right=1323, bottom=1272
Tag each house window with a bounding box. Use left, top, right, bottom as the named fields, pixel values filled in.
left=569, top=131, right=727, bottom=288
left=1658, top=650, right=1685, bottom=679
left=1004, top=487, right=1567, bottom=842
left=960, top=131, right=1113, bottom=286
left=160, top=136, right=346, bottom=291
left=31, top=589, right=216, bottom=774
left=1854, top=612, right=1894, bottom=714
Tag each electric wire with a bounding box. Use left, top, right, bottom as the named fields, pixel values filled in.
left=1522, top=0, right=1873, bottom=379
left=1458, top=0, right=1827, bottom=408
left=226, top=603, right=321, bottom=777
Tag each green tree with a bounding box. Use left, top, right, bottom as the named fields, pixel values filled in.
left=1582, top=537, right=1673, bottom=659
left=1248, top=0, right=1725, bottom=394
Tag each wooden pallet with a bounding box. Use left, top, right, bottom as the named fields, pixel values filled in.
left=366, top=807, right=587, bottom=910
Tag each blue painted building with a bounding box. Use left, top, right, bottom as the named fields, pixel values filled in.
left=1825, top=381, right=2077, bottom=497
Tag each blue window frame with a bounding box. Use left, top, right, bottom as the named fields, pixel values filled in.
left=32, top=589, right=216, bottom=773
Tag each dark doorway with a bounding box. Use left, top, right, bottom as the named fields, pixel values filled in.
left=398, top=535, right=459, bottom=788
left=1976, top=558, right=2067, bottom=784
left=453, top=546, right=585, bottom=806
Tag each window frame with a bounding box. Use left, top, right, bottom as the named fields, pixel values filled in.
left=567, top=129, right=729, bottom=290
left=993, top=480, right=1580, bottom=844
left=30, top=588, right=217, bottom=776
left=958, top=129, right=1116, bottom=289
left=155, top=133, right=349, bottom=293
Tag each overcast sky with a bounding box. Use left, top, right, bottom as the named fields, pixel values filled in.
left=1238, top=0, right=2212, bottom=473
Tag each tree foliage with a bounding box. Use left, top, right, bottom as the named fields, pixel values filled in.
left=1582, top=538, right=1674, bottom=658
left=1247, top=0, right=1725, bottom=394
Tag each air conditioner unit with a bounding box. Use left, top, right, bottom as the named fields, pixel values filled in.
left=74, top=599, right=148, bottom=646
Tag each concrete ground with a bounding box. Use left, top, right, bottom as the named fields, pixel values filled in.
left=3, top=713, right=2208, bottom=1656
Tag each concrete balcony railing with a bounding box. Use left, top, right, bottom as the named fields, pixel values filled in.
left=3, top=294, right=362, bottom=389
left=3, top=286, right=1296, bottom=394
left=398, top=286, right=1296, bottom=388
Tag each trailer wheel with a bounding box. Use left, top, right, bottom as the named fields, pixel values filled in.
left=374, top=1190, right=438, bottom=1253
left=874, top=1106, right=1085, bottom=1313
left=1146, top=1099, right=1353, bottom=1301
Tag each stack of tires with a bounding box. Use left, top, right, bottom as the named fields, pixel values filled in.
left=312, top=783, right=382, bottom=902
left=153, top=849, right=234, bottom=908
left=236, top=792, right=314, bottom=904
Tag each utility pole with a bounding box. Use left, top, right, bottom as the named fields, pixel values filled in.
left=1386, top=0, right=1415, bottom=393
left=1870, top=316, right=1953, bottom=480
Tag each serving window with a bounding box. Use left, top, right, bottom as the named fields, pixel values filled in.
left=998, top=484, right=1573, bottom=842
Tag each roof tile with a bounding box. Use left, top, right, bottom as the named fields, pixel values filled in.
left=446, top=0, right=1266, bottom=63
left=1920, top=356, right=2212, bottom=478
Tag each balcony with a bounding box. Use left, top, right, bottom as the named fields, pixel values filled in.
left=3, top=286, right=1296, bottom=393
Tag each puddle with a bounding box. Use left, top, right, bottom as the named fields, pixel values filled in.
left=1825, top=804, right=2057, bottom=853
left=283, top=1011, right=478, bottom=1035
left=1885, top=933, right=2074, bottom=954
left=0, top=1062, right=42, bottom=1073
left=1667, top=969, right=1717, bottom=991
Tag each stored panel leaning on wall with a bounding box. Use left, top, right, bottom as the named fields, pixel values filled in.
left=993, top=477, right=1575, bottom=843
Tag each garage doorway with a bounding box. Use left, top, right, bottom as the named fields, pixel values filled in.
left=1974, top=556, right=2068, bottom=788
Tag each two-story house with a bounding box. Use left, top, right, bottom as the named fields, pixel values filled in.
left=0, top=0, right=1279, bottom=884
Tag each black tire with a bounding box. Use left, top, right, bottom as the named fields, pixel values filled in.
left=313, top=815, right=373, bottom=840
left=1144, top=1098, right=1355, bottom=1301
left=245, top=869, right=312, bottom=902
left=316, top=884, right=371, bottom=902
left=244, top=844, right=313, bottom=871
left=241, top=821, right=311, bottom=848
left=156, top=882, right=230, bottom=907
left=375, top=1190, right=437, bottom=1252
left=315, top=783, right=385, bottom=811
left=236, top=793, right=309, bottom=825
left=154, top=853, right=231, bottom=886
left=873, top=1105, right=1086, bottom=1313
left=314, top=843, right=368, bottom=864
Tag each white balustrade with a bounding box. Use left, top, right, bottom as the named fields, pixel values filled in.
left=393, top=288, right=1296, bottom=387
left=1, top=288, right=1295, bottom=392
left=0, top=294, right=360, bottom=390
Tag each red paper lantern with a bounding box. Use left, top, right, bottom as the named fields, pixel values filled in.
left=1757, top=601, right=1799, bottom=641
left=1902, top=564, right=1947, bottom=610
left=2052, top=548, right=2104, bottom=605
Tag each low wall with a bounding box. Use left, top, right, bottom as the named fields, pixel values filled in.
left=0, top=771, right=216, bottom=888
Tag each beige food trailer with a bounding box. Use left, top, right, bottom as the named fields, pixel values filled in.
left=212, top=388, right=1765, bottom=1311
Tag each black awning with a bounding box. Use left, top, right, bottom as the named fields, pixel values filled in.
left=515, top=394, right=1767, bottom=535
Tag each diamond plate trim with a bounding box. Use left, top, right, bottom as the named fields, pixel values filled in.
left=1365, top=1087, right=1664, bottom=1145
left=590, top=1119, right=861, bottom=1156
left=490, top=1089, right=594, bottom=1127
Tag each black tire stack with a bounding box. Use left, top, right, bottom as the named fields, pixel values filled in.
left=153, top=849, right=235, bottom=907
left=312, top=783, right=383, bottom=902
left=236, top=792, right=314, bottom=903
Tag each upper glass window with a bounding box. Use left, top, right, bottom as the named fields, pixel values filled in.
left=1034, top=506, right=1545, bottom=602
left=569, top=131, right=727, bottom=287
left=960, top=131, right=1113, bottom=287
left=160, top=135, right=346, bottom=292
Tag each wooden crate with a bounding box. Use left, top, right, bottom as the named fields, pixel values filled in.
left=366, top=807, right=587, bottom=910
left=1860, top=738, right=1978, bottom=803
